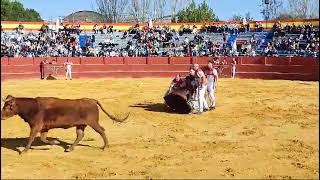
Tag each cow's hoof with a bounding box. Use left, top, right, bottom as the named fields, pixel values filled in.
left=49, top=140, right=60, bottom=145
left=101, top=145, right=109, bottom=150
left=65, top=147, right=74, bottom=152
left=19, top=149, right=28, bottom=155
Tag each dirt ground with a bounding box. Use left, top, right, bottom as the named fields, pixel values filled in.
left=1, top=78, right=319, bottom=179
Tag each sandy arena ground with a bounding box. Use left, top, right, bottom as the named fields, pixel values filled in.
left=1, top=78, right=319, bottom=179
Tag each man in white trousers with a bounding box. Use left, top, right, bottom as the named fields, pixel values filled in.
left=205, top=60, right=218, bottom=110
left=64, top=62, right=73, bottom=80
left=231, top=58, right=237, bottom=79
left=193, top=64, right=208, bottom=115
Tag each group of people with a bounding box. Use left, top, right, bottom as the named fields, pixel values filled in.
left=167, top=57, right=237, bottom=114
left=266, top=22, right=319, bottom=57
left=1, top=30, right=81, bottom=58
left=40, top=59, right=73, bottom=80
left=168, top=61, right=219, bottom=115
left=2, top=22, right=318, bottom=58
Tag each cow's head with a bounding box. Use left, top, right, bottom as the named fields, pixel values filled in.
left=1, top=95, right=18, bottom=120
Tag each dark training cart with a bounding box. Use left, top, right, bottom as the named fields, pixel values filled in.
left=164, top=76, right=200, bottom=114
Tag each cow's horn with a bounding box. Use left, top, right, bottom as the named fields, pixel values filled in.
left=1, top=98, right=6, bottom=102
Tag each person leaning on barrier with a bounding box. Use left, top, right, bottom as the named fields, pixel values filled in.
left=40, top=59, right=49, bottom=80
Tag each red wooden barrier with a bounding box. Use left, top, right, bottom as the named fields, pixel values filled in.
left=33, top=57, right=60, bottom=65
left=290, top=57, right=317, bottom=66
left=148, top=57, right=169, bottom=64
left=265, top=57, right=290, bottom=65
left=8, top=57, right=34, bottom=65
left=80, top=57, right=104, bottom=64
left=125, top=57, right=147, bottom=64
left=67, top=57, right=81, bottom=64
left=56, top=57, right=68, bottom=64
left=237, top=64, right=315, bottom=73
left=71, top=64, right=191, bottom=72
left=241, top=56, right=265, bottom=65
left=1, top=57, right=318, bottom=81
left=220, top=57, right=239, bottom=64
left=1, top=57, right=9, bottom=65
left=169, top=57, right=192, bottom=64
left=104, top=57, right=124, bottom=64
left=1, top=65, right=39, bottom=73
left=192, top=57, right=211, bottom=64
left=33, top=57, right=46, bottom=65
left=237, top=72, right=315, bottom=81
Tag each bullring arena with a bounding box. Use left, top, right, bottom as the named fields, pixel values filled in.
left=1, top=19, right=319, bottom=179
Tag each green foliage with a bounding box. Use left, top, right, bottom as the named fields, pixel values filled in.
left=274, top=12, right=297, bottom=20
left=176, top=0, right=218, bottom=23
left=229, top=14, right=242, bottom=21
left=229, top=12, right=253, bottom=21
left=1, top=0, right=42, bottom=21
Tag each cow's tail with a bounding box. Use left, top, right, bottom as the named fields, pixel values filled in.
left=96, top=100, right=130, bottom=123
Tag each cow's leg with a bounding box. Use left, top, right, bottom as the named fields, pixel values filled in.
left=40, top=131, right=59, bottom=145
left=66, top=125, right=86, bottom=152
left=90, top=123, right=109, bottom=150
left=20, top=128, right=39, bottom=154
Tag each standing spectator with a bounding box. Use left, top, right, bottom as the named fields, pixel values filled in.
left=86, top=36, right=91, bottom=47
left=93, top=24, right=99, bottom=34
left=64, top=62, right=73, bottom=80
left=231, top=58, right=237, bottom=79
left=40, top=59, right=48, bottom=80
left=242, top=18, right=248, bottom=32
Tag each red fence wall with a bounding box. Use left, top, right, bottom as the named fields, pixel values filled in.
left=1, top=57, right=319, bottom=81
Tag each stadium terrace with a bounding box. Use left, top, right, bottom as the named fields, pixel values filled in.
left=1, top=19, right=319, bottom=58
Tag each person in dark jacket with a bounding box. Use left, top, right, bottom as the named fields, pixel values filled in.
left=40, top=59, right=48, bottom=80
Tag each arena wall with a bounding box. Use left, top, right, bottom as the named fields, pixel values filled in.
left=1, top=57, right=318, bottom=81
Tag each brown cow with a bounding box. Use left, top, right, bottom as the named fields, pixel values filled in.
left=1, top=95, right=129, bottom=154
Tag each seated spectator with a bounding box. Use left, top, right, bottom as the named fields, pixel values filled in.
left=93, top=24, right=99, bottom=34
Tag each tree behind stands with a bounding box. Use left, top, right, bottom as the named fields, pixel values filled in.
left=1, top=0, right=42, bottom=21
left=176, top=0, right=218, bottom=23
left=229, top=12, right=253, bottom=21
left=260, top=0, right=319, bottom=20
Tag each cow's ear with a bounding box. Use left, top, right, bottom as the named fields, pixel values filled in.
left=6, top=95, right=13, bottom=101
left=6, top=95, right=13, bottom=99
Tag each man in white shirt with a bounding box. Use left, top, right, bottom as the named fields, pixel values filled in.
left=193, top=64, right=209, bottom=114
left=64, top=62, right=73, bottom=80
left=231, top=58, right=237, bottom=79
left=205, top=60, right=218, bottom=110
left=110, top=50, right=116, bottom=57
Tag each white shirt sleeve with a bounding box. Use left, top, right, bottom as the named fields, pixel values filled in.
left=197, top=71, right=205, bottom=78
left=213, top=69, right=218, bottom=76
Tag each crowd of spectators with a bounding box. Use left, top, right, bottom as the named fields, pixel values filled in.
left=1, top=21, right=319, bottom=58
left=93, top=24, right=240, bottom=57
left=1, top=26, right=82, bottom=57
left=263, top=22, right=319, bottom=57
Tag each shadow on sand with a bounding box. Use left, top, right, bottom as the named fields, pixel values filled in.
left=130, top=102, right=175, bottom=113
left=1, top=137, right=90, bottom=153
